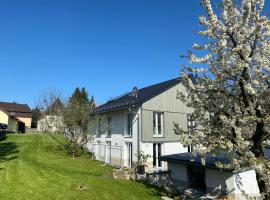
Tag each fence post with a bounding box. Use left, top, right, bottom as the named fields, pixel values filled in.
left=120, top=146, right=123, bottom=169
left=104, top=144, right=106, bottom=163
left=110, top=145, right=111, bottom=165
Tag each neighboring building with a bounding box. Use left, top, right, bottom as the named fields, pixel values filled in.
left=87, top=77, right=194, bottom=170
left=160, top=153, right=263, bottom=199
left=37, top=115, right=63, bottom=132
left=0, top=102, right=32, bottom=133
left=37, top=99, right=63, bottom=132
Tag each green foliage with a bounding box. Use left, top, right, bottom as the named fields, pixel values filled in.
left=31, top=106, right=42, bottom=128
left=69, top=87, right=89, bottom=105
left=62, top=87, right=94, bottom=157
left=137, top=151, right=152, bottom=166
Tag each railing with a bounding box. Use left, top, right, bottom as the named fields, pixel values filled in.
left=89, top=142, right=123, bottom=168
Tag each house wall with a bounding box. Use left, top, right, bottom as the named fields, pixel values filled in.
left=0, top=110, right=9, bottom=124
left=87, top=108, right=140, bottom=168
left=37, top=118, right=47, bottom=132
left=141, top=83, right=193, bottom=142
left=167, top=163, right=188, bottom=187
left=228, top=169, right=261, bottom=200
left=164, top=161, right=261, bottom=200
left=140, top=142, right=187, bottom=170
left=205, top=169, right=227, bottom=197
left=17, top=117, right=32, bottom=128
left=8, top=117, right=18, bottom=132
left=37, top=116, right=63, bottom=132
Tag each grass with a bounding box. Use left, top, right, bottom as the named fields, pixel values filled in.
left=0, top=133, right=163, bottom=200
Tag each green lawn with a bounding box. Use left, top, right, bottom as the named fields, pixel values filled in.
left=0, top=134, right=163, bottom=200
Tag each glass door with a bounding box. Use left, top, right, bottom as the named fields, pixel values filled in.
left=153, top=143, right=162, bottom=168
left=126, top=142, right=133, bottom=167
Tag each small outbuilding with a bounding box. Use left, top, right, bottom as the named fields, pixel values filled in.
left=160, top=152, right=261, bottom=200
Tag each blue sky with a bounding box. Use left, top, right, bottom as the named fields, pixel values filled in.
left=0, top=0, right=203, bottom=108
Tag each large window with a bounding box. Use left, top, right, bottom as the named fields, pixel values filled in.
left=153, top=112, right=164, bottom=137
left=125, top=113, right=132, bottom=137
left=153, top=143, right=162, bottom=168
left=106, top=116, right=112, bottom=137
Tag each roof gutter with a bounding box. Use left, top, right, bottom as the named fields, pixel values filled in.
left=159, top=157, right=233, bottom=172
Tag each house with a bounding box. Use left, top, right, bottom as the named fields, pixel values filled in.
left=87, top=77, right=194, bottom=170
left=160, top=152, right=263, bottom=199
left=37, top=99, right=63, bottom=132
left=0, top=102, right=32, bottom=133
left=37, top=115, right=63, bottom=132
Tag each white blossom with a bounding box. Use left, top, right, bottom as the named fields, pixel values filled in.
left=176, top=0, right=270, bottom=198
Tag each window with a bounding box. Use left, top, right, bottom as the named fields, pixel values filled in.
left=187, top=114, right=195, bottom=152
left=153, top=143, right=162, bottom=168
left=153, top=112, right=164, bottom=137
left=187, top=114, right=195, bottom=130
left=106, top=116, right=112, bottom=137
left=188, top=145, right=194, bottom=153
left=125, top=114, right=132, bottom=137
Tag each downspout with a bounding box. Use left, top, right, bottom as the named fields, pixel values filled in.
left=128, top=104, right=141, bottom=163
left=137, top=107, right=141, bottom=162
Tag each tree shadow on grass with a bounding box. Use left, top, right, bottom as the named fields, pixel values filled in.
left=136, top=180, right=165, bottom=198
left=44, top=144, right=68, bottom=156
left=0, top=141, right=19, bottom=163
left=0, top=132, right=7, bottom=141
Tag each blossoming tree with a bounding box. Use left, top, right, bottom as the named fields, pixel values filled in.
left=175, top=0, right=270, bottom=198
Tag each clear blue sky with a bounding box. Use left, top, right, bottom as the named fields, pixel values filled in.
left=0, top=0, right=203, bottom=108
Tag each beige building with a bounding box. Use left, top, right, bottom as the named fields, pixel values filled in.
left=0, top=102, right=32, bottom=133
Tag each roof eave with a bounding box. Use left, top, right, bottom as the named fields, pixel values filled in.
left=91, top=103, right=141, bottom=115
left=159, top=157, right=233, bottom=172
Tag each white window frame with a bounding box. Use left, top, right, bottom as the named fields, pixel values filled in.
left=153, top=112, right=164, bottom=137
left=153, top=143, right=163, bottom=169
left=187, top=114, right=195, bottom=129
left=124, top=113, right=132, bottom=137
left=187, top=114, right=195, bottom=152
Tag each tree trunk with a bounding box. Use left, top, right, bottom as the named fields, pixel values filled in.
left=251, top=122, right=265, bottom=158
left=251, top=123, right=270, bottom=199
left=256, top=172, right=270, bottom=200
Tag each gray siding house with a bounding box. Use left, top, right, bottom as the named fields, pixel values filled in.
left=87, top=77, right=194, bottom=171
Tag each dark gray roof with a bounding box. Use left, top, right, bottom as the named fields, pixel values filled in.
left=160, top=152, right=234, bottom=171
left=160, top=150, right=270, bottom=171
left=93, top=77, right=182, bottom=114
left=264, top=147, right=270, bottom=160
